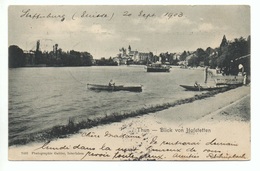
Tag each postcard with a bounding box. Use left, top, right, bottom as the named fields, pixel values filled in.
left=8, top=5, right=250, bottom=161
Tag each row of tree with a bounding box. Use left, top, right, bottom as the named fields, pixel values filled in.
left=95, top=57, right=118, bottom=66
left=178, top=35, right=250, bottom=75
left=158, top=52, right=179, bottom=65
left=9, top=45, right=93, bottom=68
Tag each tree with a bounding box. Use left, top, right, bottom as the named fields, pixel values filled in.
left=81, top=52, right=93, bottom=66
left=216, top=35, right=230, bottom=73
left=188, top=55, right=199, bottom=67
left=195, top=48, right=208, bottom=66
left=159, top=52, right=168, bottom=63
left=168, top=53, right=178, bottom=65
left=9, top=45, right=25, bottom=68
left=205, top=47, right=214, bottom=67
left=69, top=50, right=81, bottom=66
left=215, top=36, right=250, bottom=75
left=220, top=35, right=228, bottom=48
left=226, top=37, right=249, bottom=75
left=205, top=47, right=214, bottom=55
left=227, top=37, right=248, bottom=59
left=208, top=48, right=218, bottom=69
left=179, top=51, right=188, bottom=61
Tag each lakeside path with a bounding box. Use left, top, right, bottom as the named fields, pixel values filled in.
left=9, top=85, right=250, bottom=161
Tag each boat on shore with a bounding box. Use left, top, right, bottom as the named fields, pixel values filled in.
left=214, top=76, right=244, bottom=86
left=146, top=62, right=170, bottom=72
left=179, top=84, right=228, bottom=91
left=87, top=84, right=142, bottom=92
left=180, top=66, right=244, bottom=91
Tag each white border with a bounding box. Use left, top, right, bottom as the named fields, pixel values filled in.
left=1, top=0, right=259, bottom=171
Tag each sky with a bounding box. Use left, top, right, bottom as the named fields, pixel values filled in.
left=8, top=5, right=250, bottom=59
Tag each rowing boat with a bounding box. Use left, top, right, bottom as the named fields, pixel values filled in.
left=87, top=84, right=142, bottom=92
left=179, top=84, right=227, bottom=91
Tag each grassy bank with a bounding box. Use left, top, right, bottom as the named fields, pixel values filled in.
left=9, top=85, right=240, bottom=146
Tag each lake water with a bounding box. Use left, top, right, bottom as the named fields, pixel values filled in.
left=9, top=66, right=206, bottom=145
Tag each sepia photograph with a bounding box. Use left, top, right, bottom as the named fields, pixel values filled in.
left=7, top=5, right=251, bottom=161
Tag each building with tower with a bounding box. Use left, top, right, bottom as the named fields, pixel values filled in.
left=114, top=45, right=153, bottom=65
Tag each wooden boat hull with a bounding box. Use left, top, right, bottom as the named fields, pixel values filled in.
left=179, top=85, right=227, bottom=91
left=147, top=67, right=170, bottom=72
left=213, top=76, right=244, bottom=86
left=87, top=84, right=142, bottom=92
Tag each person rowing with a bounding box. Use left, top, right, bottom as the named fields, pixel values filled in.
left=108, top=79, right=115, bottom=86
left=194, top=81, right=199, bottom=87
left=194, top=81, right=201, bottom=91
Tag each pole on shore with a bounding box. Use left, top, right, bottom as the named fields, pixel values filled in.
left=204, top=66, right=208, bottom=84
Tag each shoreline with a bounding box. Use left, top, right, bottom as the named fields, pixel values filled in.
left=9, top=85, right=245, bottom=147
left=9, top=85, right=250, bottom=160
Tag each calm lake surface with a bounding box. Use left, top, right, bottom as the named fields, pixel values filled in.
left=9, top=66, right=205, bottom=144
